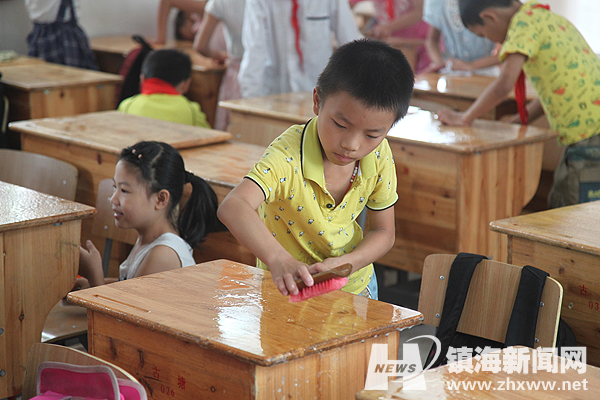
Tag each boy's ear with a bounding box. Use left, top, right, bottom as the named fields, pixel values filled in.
left=479, top=9, right=499, bottom=25
left=154, top=189, right=171, bottom=210
left=178, top=77, right=192, bottom=94
left=312, top=87, right=321, bottom=116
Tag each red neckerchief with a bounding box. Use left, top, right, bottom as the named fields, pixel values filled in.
left=141, top=77, right=179, bottom=95
left=291, top=0, right=304, bottom=69
left=515, top=4, right=550, bottom=125
left=386, top=0, right=394, bottom=19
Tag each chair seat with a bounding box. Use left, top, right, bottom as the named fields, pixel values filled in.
left=42, top=299, right=88, bottom=344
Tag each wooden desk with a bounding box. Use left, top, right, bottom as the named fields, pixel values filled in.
left=0, top=181, right=95, bottom=398
left=0, top=54, right=46, bottom=67
left=9, top=111, right=232, bottom=207
left=490, top=201, right=600, bottom=367
left=9, top=112, right=260, bottom=269
left=385, top=37, right=425, bottom=73
left=0, top=63, right=122, bottom=125
left=357, top=346, right=599, bottom=399
left=89, top=35, right=226, bottom=127
left=67, top=259, right=422, bottom=400
left=220, top=91, right=314, bottom=147
left=413, top=72, right=537, bottom=120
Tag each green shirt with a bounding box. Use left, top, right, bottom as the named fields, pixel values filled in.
left=246, top=118, right=398, bottom=294
left=118, top=93, right=210, bottom=128
left=500, top=0, right=600, bottom=146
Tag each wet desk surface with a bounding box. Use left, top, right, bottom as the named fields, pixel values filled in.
left=491, top=201, right=600, bottom=367
left=68, top=259, right=422, bottom=399
left=0, top=181, right=95, bottom=398
left=413, top=72, right=538, bottom=120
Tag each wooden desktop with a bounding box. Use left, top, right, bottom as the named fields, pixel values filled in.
left=68, top=259, right=423, bottom=400
left=0, top=181, right=95, bottom=398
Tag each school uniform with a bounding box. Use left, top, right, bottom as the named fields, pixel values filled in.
left=238, top=0, right=362, bottom=98
left=246, top=118, right=398, bottom=296
left=26, top=0, right=98, bottom=70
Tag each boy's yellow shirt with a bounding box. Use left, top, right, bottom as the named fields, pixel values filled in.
left=246, top=118, right=398, bottom=295
left=500, top=0, right=600, bottom=146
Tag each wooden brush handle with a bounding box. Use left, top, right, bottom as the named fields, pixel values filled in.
left=295, top=263, right=353, bottom=290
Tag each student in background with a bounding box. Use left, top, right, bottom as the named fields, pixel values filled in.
left=218, top=39, right=414, bottom=300
left=25, top=0, right=97, bottom=69
left=79, top=141, right=220, bottom=287
left=118, top=49, right=211, bottom=128
left=437, top=0, right=600, bottom=208
left=155, top=0, right=206, bottom=44
left=194, top=0, right=245, bottom=131
left=238, top=0, right=362, bottom=99
left=423, top=0, right=499, bottom=74
left=356, top=0, right=431, bottom=74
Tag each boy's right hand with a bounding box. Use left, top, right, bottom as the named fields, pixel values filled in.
left=269, top=259, right=314, bottom=297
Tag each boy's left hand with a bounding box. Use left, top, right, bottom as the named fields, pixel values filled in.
left=437, top=109, right=472, bottom=126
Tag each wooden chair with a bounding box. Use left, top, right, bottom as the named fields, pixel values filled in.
left=418, top=254, right=563, bottom=348
left=22, top=343, right=143, bottom=400
left=0, top=148, right=78, bottom=200
left=92, top=179, right=138, bottom=276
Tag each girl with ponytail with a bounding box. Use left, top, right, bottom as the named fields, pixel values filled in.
left=79, top=141, right=220, bottom=287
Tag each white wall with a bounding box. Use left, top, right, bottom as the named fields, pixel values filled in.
left=0, top=0, right=161, bottom=54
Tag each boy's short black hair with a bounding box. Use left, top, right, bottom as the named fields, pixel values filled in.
left=459, top=0, right=515, bottom=26
left=141, top=49, right=192, bottom=87
left=316, top=38, right=414, bottom=122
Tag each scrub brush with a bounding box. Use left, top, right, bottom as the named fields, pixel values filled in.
left=289, top=263, right=352, bottom=302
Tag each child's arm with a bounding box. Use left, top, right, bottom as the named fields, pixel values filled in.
left=308, top=207, right=396, bottom=275
left=217, top=179, right=315, bottom=296
left=193, top=12, right=227, bottom=62
left=79, top=240, right=105, bottom=287
left=156, top=0, right=206, bottom=44
left=423, top=26, right=445, bottom=73
left=437, top=52, right=527, bottom=126
left=370, top=0, right=424, bottom=39
left=448, top=54, right=501, bottom=72
left=134, top=245, right=183, bottom=277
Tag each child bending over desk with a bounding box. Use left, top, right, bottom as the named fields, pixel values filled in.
left=437, top=0, right=600, bottom=208
left=79, top=141, right=220, bottom=287
left=118, top=49, right=211, bottom=128
left=423, top=0, right=500, bottom=75
left=218, top=39, right=414, bottom=300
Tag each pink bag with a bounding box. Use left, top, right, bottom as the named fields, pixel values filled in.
left=31, top=361, right=147, bottom=400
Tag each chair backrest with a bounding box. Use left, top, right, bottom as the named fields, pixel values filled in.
left=418, top=254, right=563, bottom=348
left=91, top=179, right=138, bottom=275
left=22, top=343, right=140, bottom=400
left=0, top=149, right=78, bottom=200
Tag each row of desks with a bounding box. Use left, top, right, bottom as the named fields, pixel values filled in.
left=0, top=38, right=225, bottom=129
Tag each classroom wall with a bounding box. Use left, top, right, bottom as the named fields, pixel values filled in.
left=0, top=0, right=160, bottom=55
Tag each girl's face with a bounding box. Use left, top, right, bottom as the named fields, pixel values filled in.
left=110, top=161, right=157, bottom=231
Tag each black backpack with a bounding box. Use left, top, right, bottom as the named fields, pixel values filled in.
left=426, top=252, right=577, bottom=368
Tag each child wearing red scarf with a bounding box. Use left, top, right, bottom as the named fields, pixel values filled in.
left=118, top=49, right=210, bottom=128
